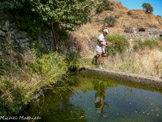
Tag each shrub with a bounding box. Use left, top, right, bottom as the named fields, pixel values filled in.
left=104, top=15, right=117, bottom=27
left=138, top=39, right=145, bottom=50
left=0, top=52, right=68, bottom=115
left=106, top=35, right=128, bottom=55
left=127, top=11, right=132, bottom=15
left=133, top=45, right=139, bottom=52
left=142, top=3, right=153, bottom=14
left=157, top=15, right=161, bottom=18
left=66, top=53, right=85, bottom=71
left=96, top=0, right=113, bottom=14
left=143, top=39, right=153, bottom=49
left=136, top=39, right=159, bottom=50
left=96, top=4, right=105, bottom=13
left=159, top=37, right=162, bottom=41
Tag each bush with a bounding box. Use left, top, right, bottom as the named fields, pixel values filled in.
left=96, top=4, right=105, bottom=13
left=136, top=39, right=160, bottom=50
left=106, top=35, right=128, bottom=55
left=127, top=11, right=132, bottom=15
left=159, top=37, right=162, bottom=41
left=138, top=39, right=145, bottom=50
left=66, top=52, right=85, bottom=71
left=142, top=3, right=153, bottom=14
left=0, top=52, right=68, bottom=115
left=133, top=45, right=139, bottom=52
left=157, top=15, right=161, bottom=18
left=143, top=39, right=153, bottom=49
left=104, top=15, right=117, bottom=27
left=96, top=0, right=113, bottom=14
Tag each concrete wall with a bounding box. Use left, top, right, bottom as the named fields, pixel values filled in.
left=80, top=68, right=162, bottom=91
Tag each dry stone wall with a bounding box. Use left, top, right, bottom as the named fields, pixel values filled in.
left=124, top=27, right=162, bottom=39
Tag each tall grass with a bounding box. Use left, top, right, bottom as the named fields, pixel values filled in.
left=133, top=38, right=162, bottom=52
left=103, top=49, right=162, bottom=77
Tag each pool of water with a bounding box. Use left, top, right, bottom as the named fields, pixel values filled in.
left=22, top=74, right=162, bottom=122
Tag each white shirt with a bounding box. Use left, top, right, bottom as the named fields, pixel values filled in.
left=97, top=34, right=107, bottom=48
left=96, top=34, right=107, bottom=54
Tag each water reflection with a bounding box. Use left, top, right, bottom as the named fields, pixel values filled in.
left=21, top=74, right=162, bottom=122
left=94, top=81, right=109, bottom=118
left=21, top=90, right=87, bottom=122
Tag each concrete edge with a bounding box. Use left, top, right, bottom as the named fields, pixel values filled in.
left=79, top=68, right=162, bottom=90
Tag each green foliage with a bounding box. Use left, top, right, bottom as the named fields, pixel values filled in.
left=157, top=15, right=161, bottom=18
left=143, top=39, right=154, bottom=49
left=0, top=0, right=94, bottom=36
left=104, top=15, right=117, bottom=27
left=0, top=51, right=68, bottom=115
left=133, top=39, right=160, bottom=52
left=106, top=35, right=128, bottom=55
left=159, top=37, right=162, bottom=41
left=133, top=44, right=139, bottom=52
left=138, top=39, right=145, bottom=50
left=142, top=3, right=153, bottom=14
left=66, top=53, right=85, bottom=70
left=96, top=0, right=113, bottom=14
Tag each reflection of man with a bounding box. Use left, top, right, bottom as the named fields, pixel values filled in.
left=94, top=81, right=109, bottom=118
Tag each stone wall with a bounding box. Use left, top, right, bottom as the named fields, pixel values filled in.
left=0, top=20, right=31, bottom=48
left=0, top=19, right=57, bottom=55
left=124, top=27, right=162, bottom=39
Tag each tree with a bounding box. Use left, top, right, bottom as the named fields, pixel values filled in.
left=0, top=0, right=94, bottom=50
left=96, top=0, right=113, bottom=14
left=142, top=3, right=153, bottom=14
left=103, top=15, right=116, bottom=27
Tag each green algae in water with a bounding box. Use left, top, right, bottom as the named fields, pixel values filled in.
left=20, top=74, right=162, bottom=122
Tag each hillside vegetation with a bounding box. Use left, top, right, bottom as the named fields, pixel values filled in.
left=71, top=1, right=162, bottom=77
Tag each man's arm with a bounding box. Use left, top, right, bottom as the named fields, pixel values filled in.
left=106, top=41, right=112, bottom=46
left=99, top=41, right=111, bottom=47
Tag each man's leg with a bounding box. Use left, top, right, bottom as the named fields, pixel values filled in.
left=98, top=53, right=107, bottom=65
left=98, top=54, right=102, bottom=65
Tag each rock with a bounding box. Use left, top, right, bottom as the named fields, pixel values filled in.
left=0, top=30, right=6, bottom=37
left=69, top=46, right=77, bottom=53
left=0, top=24, right=8, bottom=32
left=5, top=20, right=9, bottom=30
left=0, top=51, right=2, bottom=56
left=124, top=27, right=137, bottom=33
left=19, top=38, right=30, bottom=43
left=124, top=27, right=162, bottom=38
left=0, top=37, right=5, bottom=43
left=14, top=31, right=27, bottom=39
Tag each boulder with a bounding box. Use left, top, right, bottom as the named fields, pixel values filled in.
left=124, top=27, right=137, bottom=33
left=0, top=21, right=9, bottom=32
left=0, top=30, right=6, bottom=37
left=14, top=31, right=27, bottom=39
left=0, top=37, right=5, bottom=43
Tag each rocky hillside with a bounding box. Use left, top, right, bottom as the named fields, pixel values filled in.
left=70, top=1, right=162, bottom=77
left=70, top=1, right=162, bottom=58
left=92, top=1, right=162, bottom=34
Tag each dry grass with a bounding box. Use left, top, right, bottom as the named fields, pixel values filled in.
left=103, top=49, right=162, bottom=77
left=74, top=23, right=100, bottom=40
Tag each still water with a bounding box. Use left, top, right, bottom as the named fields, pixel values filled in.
left=22, top=74, right=162, bottom=122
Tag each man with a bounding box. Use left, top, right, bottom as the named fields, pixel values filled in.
left=96, top=29, right=112, bottom=69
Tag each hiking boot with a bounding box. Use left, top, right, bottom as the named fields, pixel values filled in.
left=98, top=65, right=104, bottom=70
